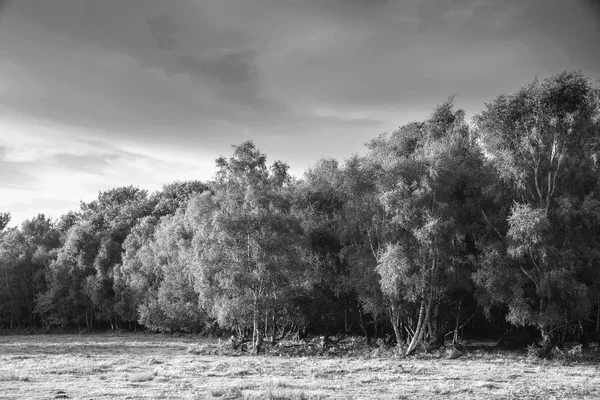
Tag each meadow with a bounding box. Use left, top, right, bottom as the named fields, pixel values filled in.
left=1, top=334, right=599, bottom=399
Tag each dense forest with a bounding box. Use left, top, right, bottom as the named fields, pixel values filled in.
left=2, top=71, right=600, bottom=357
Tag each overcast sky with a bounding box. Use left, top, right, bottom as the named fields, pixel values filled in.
left=1, top=0, right=599, bottom=226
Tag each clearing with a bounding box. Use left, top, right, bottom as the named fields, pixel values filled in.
left=1, top=333, right=599, bottom=399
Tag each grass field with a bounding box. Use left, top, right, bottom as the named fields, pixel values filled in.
left=1, top=334, right=599, bottom=399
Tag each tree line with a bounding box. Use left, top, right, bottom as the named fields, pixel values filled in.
left=2, top=71, right=600, bottom=356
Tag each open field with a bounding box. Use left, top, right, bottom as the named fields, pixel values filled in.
left=1, top=334, right=600, bottom=399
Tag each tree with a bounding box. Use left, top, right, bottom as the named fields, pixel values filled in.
left=37, top=222, right=98, bottom=329
left=191, top=142, right=305, bottom=350
left=0, top=212, right=10, bottom=231
left=0, top=215, right=59, bottom=329
left=295, top=158, right=358, bottom=340
left=150, top=180, right=209, bottom=219
left=116, top=181, right=209, bottom=328
left=116, top=216, right=159, bottom=327
left=367, top=99, right=484, bottom=354
left=134, top=213, right=206, bottom=332
left=474, top=71, right=600, bottom=354
left=37, top=187, right=152, bottom=330
left=0, top=228, right=29, bottom=328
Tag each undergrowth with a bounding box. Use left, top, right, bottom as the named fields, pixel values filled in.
left=186, top=335, right=600, bottom=365
left=186, top=335, right=474, bottom=360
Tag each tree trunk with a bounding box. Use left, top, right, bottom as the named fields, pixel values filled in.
left=453, top=299, right=462, bottom=344
left=406, top=300, right=427, bottom=356
left=390, top=305, right=402, bottom=347
left=578, top=320, right=589, bottom=348
left=255, top=329, right=263, bottom=354
left=264, top=313, right=269, bottom=343
left=596, top=300, right=599, bottom=334
left=538, top=326, right=554, bottom=358
left=253, top=308, right=258, bottom=349
left=31, top=286, right=36, bottom=332
left=252, top=297, right=263, bottom=354
left=322, top=326, right=330, bottom=349
left=344, top=305, right=348, bottom=333
left=271, top=310, right=276, bottom=345
left=358, top=308, right=370, bottom=345
left=431, top=302, right=444, bottom=345
left=399, top=320, right=405, bottom=344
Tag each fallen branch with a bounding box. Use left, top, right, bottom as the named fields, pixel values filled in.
left=443, top=311, right=477, bottom=338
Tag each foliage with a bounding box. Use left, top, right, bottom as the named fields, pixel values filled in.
left=366, top=99, right=485, bottom=353
left=0, top=215, right=59, bottom=329
left=191, top=142, right=306, bottom=347
left=475, top=71, right=600, bottom=352
left=0, top=212, right=10, bottom=231
left=1, top=71, right=599, bottom=356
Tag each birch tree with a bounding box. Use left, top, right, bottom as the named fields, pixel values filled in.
left=368, top=100, right=483, bottom=354
left=191, top=142, right=305, bottom=351
left=474, top=71, right=600, bottom=354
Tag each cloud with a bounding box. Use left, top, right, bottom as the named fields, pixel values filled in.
left=173, top=50, right=267, bottom=107
left=0, top=146, right=39, bottom=189
left=0, top=123, right=216, bottom=226
left=1, top=0, right=599, bottom=225
left=176, top=52, right=253, bottom=87
left=4, top=0, right=598, bottom=132
left=0, top=0, right=14, bottom=17
left=145, top=14, right=180, bottom=51
left=52, top=153, right=120, bottom=174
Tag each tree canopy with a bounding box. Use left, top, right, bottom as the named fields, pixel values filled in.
left=1, top=71, right=599, bottom=357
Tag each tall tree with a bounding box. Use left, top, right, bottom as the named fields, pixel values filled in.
left=116, top=180, right=209, bottom=327
left=37, top=221, right=98, bottom=329
left=38, top=187, right=152, bottom=330
left=367, top=100, right=483, bottom=354
left=0, top=215, right=59, bottom=329
left=474, top=71, right=600, bottom=353
left=191, top=142, right=305, bottom=350
left=133, top=213, right=206, bottom=332
left=116, top=216, right=160, bottom=327
left=296, top=158, right=356, bottom=339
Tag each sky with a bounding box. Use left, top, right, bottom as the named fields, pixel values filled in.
left=1, top=0, right=599, bottom=227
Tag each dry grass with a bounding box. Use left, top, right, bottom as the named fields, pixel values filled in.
left=1, top=333, right=599, bottom=399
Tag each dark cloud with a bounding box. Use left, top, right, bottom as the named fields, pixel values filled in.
left=586, top=0, right=600, bottom=17
left=176, top=52, right=254, bottom=87
left=2, top=0, right=599, bottom=226
left=523, top=0, right=600, bottom=73
left=6, top=0, right=268, bottom=109
left=0, top=0, right=14, bottom=19
left=146, top=14, right=180, bottom=51
left=172, top=50, right=268, bottom=107
left=1, top=0, right=599, bottom=162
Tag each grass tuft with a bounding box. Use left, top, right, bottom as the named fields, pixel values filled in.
left=0, top=373, right=30, bottom=382
left=210, top=386, right=243, bottom=399
left=129, top=370, right=158, bottom=382
left=262, top=380, right=310, bottom=400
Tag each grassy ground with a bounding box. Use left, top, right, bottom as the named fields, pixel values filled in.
left=1, top=334, right=599, bottom=399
